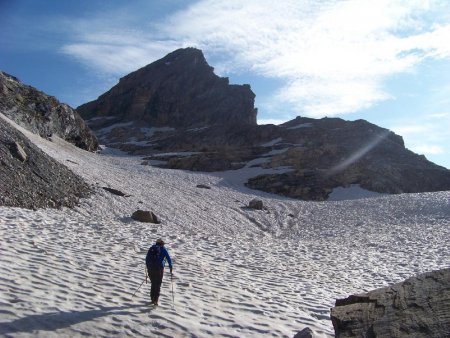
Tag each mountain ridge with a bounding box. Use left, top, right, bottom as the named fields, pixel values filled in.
left=76, top=48, right=450, bottom=200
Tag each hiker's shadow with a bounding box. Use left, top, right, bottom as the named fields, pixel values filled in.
left=0, top=304, right=151, bottom=335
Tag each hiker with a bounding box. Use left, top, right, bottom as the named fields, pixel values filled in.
left=146, top=238, right=173, bottom=305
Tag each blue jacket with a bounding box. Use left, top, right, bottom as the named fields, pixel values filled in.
left=146, top=244, right=172, bottom=269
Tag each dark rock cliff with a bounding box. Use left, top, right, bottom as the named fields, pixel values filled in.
left=78, top=48, right=257, bottom=129
left=0, top=71, right=98, bottom=151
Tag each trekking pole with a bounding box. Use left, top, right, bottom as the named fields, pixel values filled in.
left=171, top=272, right=175, bottom=309
left=131, top=278, right=146, bottom=298
left=131, top=267, right=148, bottom=299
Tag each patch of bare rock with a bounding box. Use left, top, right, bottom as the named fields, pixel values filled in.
left=0, top=71, right=98, bottom=151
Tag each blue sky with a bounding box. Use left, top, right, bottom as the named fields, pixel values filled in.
left=1, top=0, right=450, bottom=169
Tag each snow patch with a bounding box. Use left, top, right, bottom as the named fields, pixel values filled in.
left=152, top=152, right=202, bottom=157
left=97, top=121, right=133, bottom=135
left=140, top=126, right=175, bottom=137
left=328, top=184, right=386, bottom=201
left=264, top=148, right=289, bottom=156
left=261, top=137, right=282, bottom=147
left=287, top=123, right=313, bottom=129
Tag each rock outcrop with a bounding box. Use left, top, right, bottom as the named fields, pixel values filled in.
left=0, top=115, right=92, bottom=209
left=76, top=48, right=450, bottom=200
left=330, top=268, right=450, bottom=338
left=78, top=47, right=257, bottom=130
left=0, top=71, right=98, bottom=151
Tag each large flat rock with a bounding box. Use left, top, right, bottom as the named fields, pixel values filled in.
left=330, top=268, right=450, bottom=337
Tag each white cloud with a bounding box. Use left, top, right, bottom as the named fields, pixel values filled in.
left=59, top=0, right=450, bottom=116
left=257, top=118, right=286, bottom=125
left=61, top=39, right=180, bottom=74
left=390, top=111, right=450, bottom=160
left=412, top=145, right=445, bottom=154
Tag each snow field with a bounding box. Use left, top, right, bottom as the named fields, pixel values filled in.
left=0, top=128, right=449, bottom=337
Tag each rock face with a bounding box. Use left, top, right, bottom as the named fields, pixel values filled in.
left=0, top=115, right=92, bottom=209
left=77, top=48, right=450, bottom=200
left=330, top=268, right=450, bottom=338
left=245, top=117, right=450, bottom=199
left=0, top=71, right=98, bottom=151
left=78, top=47, right=257, bottom=129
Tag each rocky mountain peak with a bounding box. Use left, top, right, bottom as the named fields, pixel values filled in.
left=78, top=47, right=257, bottom=129
left=75, top=49, right=450, bottom=201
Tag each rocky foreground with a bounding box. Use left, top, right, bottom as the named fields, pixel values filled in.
left=331, top=268, right=450, bottom=337
left=0, top=115, right=91, bottom=209
left=77, top=48, right=450, bottom=200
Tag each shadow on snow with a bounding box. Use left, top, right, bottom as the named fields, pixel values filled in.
left=0, top=304, right=151, bottom=335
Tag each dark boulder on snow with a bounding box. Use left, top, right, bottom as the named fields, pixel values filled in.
left=131, top=210, right=159, bottom=223
left=0, top=71, right=98, bottom=151
left=76, top=48, right=450, bottom=200
left=330, top=268, right=450, bottom=338
left=196, top=184, right=211, bottom=189
left=293, top=327, right=315, bottom=338
left=102, top=186, right=129, bottom=197
left=0, top=116, right=92, bottom=209
left=248, top=198, right=264, bottom=210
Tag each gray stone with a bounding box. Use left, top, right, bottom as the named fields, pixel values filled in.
left=132, top=210, right=159, bottom=224
left=196, top=184, right=211, bottom=189
left=248, top=199, right=264, bottom=210
left=293, top=327, right=314, bottom=338
left=11, top=141, right=27, bottom=162
left=102, top=186, right=129, bottom=197
left=330, top=268, right=450, bottom=338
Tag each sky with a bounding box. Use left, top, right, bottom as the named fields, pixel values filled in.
left=1, top=0, right=450, bottom=169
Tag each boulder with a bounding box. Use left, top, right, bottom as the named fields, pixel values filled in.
left=102, top=186, right=129, bottom=197
left=330, top=268, right=450, bottom=337
left=293, top=327, right=314, bottom=338
left=10, top=141, right=27, bottom=162
left=131, top=210, right=159, bottom=223
left=196, top=184, right=211, bottom=189
left=248, top=199, right=264, bottom=210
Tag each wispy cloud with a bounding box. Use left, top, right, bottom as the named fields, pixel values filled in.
left=390, top=111, right=450, bottom=159
left=59, top=0, right=450, bottom=117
